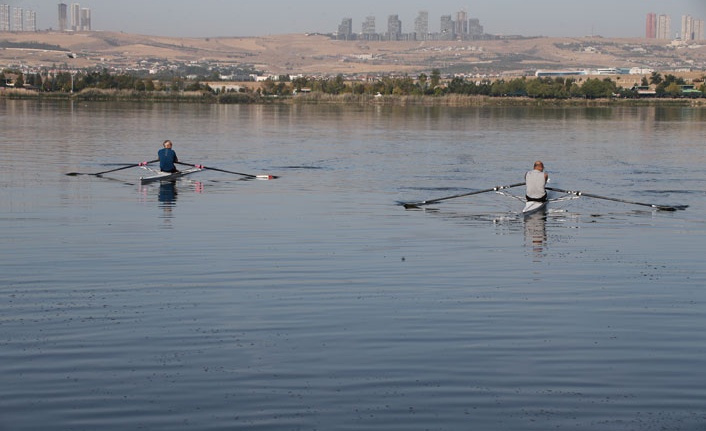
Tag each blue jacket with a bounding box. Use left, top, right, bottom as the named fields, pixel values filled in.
left=158, top=148, right=178, bottom=172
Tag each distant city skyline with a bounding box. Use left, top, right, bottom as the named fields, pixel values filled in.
left=0, top=1, right=704, bottom=38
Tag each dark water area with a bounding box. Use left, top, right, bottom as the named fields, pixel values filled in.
left=1, top=100, right=705, bottom=430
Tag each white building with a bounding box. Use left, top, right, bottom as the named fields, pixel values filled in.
left=12, top=7, right=23, bottom=31
left=0, top=4, right=10, bottom=32
left=70, top=3, right=80, bottom=31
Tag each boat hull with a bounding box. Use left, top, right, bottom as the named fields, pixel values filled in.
left=139, top=167, right=201, bottom=184
left=522, top=200, right=547, bottom=217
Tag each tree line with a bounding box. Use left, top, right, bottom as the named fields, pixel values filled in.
left=2, top=68, right=704, bottom=100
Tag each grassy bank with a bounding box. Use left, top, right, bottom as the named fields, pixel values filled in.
left=3, top=88, right=705, bottom=107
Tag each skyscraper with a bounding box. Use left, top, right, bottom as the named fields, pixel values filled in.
left=414, top=11, right=429, bottom=41
left=362, top=15, right=375, bottom=40
left=646, top=13, right=656, bottom=38
left=657, top=14, right=671, bottom=40
left=387, top=14, right=401, bottom=40
left=440, top=15, right=454, bottom=40
left=0, top=4, right=10, bottom=31
left=455, top=10, right=468, bottom=38
left=338, top=18, right=353, bottom=40
left=25, top=10, right=36, bottom=32
left=58, top=3, right=68, bottom=32
left=12, top=7, right=23, bottom=31
left=468, top=18, right=483, bottom=37
left=70, top=3, right=80, bottom=31
left=79, top=7, right=91, bottom=31
left=694, top=19, right=705, bottom=41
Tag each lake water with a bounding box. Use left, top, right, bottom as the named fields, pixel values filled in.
left=1, top=100, right=705, bottom=431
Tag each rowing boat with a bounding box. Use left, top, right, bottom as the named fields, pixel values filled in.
left=139, top=166, right=202, bottom=184
left=521, top=200, right=547, bottom=217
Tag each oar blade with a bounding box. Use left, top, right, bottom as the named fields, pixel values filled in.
left=654, top=204, right=688, bottom=211
left=402, top=202, right=423, bottom=209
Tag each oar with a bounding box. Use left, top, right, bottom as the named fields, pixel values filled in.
left=545, top=186, right=688, bottom=211
left=402, top=182, right=525, bottom=209
left=66, top=159, right=159, bottom=176
left=176, top=161, right=277, bottom=180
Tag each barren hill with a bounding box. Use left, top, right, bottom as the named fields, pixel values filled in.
left=2, top=31, right=705, bottom=78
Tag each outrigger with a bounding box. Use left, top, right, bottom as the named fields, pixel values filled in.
left=67, top=160, right=278, bottom=182
left=400, top=182, right=687, bottom=214
left=139, top=164, right=203, bottom=184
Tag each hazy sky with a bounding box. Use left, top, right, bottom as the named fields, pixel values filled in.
left=9, top=0, right=706, bottom=38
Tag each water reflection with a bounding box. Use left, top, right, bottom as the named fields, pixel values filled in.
left=158, top=180, right=178, bottom=205
left=524, top=211, right=547, bottom=259
left=158, top=181, right=178, bottom=227
left=138, top=180, right=204, bottom=228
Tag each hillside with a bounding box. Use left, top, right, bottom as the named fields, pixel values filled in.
left=2, top=31, right=706, bottom=79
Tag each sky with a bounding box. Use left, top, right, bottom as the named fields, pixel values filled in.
left=7, top=0, right=706, bottom=39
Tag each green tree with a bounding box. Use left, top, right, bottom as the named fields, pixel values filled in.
left=664, top=82, right=682, bottom=97
left=430, top=69, right=441, bottom=88
left=417, top=73, right=428, bottom=94
left=580, top=78, right=617, bottom=99
left=649, top=72, right=663, bottom=85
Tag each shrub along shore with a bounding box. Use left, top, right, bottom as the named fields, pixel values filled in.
left=2, top=88, right=705, bottom=107
left=2, top=69, right=705, bottom=105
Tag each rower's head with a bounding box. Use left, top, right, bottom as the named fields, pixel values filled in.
left=163, top=140, right=173, bottom=149
left=533, top=160, right=544, bottom=171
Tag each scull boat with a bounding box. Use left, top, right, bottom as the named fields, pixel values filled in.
left=521, top=200, right=547, bottom=217
left=139, top=166, right=202, bottom=184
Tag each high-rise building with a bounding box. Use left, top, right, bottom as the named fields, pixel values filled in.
left=0, top=4, right=10, bottom=32
left=12, top=7, right=23, bottom=31
left=468, top=18, right=483, bottom=37
left=694, top=19, right=706, bottom=41
left=680, top=15, right=704, bottom=41
left=25, top=10, right=37, bottom=32
left=682, top=15, right=692, bottom=40
left=455, top=10, right=468, bottom=38
left=338, top=18, right=353, bottom=40
left=646, top=13, right=657, bottom=38
left=70, top=3, right=80, bottom=31
left=79, top=7, right=91, bottom=31
left=362, top=15, right=376, bottom=40
left=387, top=14, right=401, bottom=40
left=414, top=11, right=428, bottom=41
left=657, top=14, right=671, bottom=40
left=440, top=15, right=454, bottom=40
left=58, top=3, right=68, bottom=32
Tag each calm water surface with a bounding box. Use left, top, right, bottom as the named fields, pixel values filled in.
left=1, top=100, right=705, bottom=430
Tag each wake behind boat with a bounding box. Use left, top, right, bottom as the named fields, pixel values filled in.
left=139, top=165, right=203, bottom=184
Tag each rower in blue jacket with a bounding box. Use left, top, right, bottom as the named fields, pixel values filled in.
left=158, top=140, right=179, bottom=173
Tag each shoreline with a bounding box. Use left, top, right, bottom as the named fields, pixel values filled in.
left=2, top=88, right=705, bottom=107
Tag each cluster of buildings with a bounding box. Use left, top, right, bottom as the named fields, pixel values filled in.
left=0, top=2, right=92, bottom=32
left=646, top=13, right=704, bottom=41
left=0, top=4, right=37, bottom=32
left=337, top=10, right=487, bottom=41
left=58, top=3, right=92, bottom=32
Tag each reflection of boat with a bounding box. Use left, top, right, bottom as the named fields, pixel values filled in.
left=158, top=181, right=178, bottom=204
left=139, top=166, right=202, bottom=184
left=524, top=210, right=547, bottom=255
left=521, top=200, right=547, bottom=217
